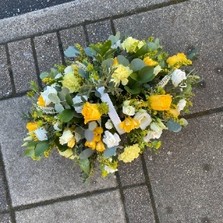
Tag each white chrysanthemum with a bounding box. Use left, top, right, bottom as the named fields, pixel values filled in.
left=177, top=99, right=187, bottom=111
left=41, top=86, right=57, bottom=106
left=34, top=128, right=48, bottom=141
left=171, top=69, right=187, bottom=87
left=103, top=131, right=121, bottom=148
left=59, top=129, right=74, bottom=145
left=134, top=109, right=152, bottom=130
left=105, top=119, right=113, bottom=130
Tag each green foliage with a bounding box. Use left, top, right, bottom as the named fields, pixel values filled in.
left=58, top=109, right=75, bottom=123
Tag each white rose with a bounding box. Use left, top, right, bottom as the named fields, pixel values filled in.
left=103, top=131, right=121, bottom=148
left=134, top=109, right=152, bottom=130
left=123, top=105, right=135, bottom=116
left=105, top=119, right=113, bottom=130
left=41, top=86, right=57, bottom=106
left=34, top=128, right=48, bottom=141
left=59, top=129, right=74, bottom=145
left=171, top=69, right=187, bottom=87
left=177, top=99, right=187, bottom=111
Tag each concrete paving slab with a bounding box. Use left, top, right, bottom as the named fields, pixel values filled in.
left=8, top=39, right=37, bottom=93
left=59, top=26, right=86, bottom=50
left=114, top=0, right=223, bottom=113
left=123, top=185, right=155, bottom=223
left=0, top=214, right=11, bottom=223
left=15, top=190, right=125, bottom=223
left=0, top=162, right=8, bottom=212
left=87, top=20, right=113, bottom=43
left=118, top=157, right=145, bottom=187
left=0, top=0, right=171, bottom=44
left=34, top=33, right=62, bottom=73
left=145, top=112, right=223, bottom=222
left=0, top=45, right=12, bottom=98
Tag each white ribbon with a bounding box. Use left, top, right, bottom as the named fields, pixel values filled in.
left=97, top=87, right=124, bottom=135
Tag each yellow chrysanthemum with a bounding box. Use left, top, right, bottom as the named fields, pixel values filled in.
left=119, top=117, right=140, bottom=133
left=143, top=56, right=158, bottom=67
left=111, top=64, right=133, bottom=86
left=166, top=53, right=192, bottom=68
left=122, top=37, right=144, bottom=53
left=149, top=94, right=172, bottom=111
left=62, top=71, right=82, bottom=93
left=37, top=95, right=46, bottom=107
left=119, top=144, right=141, bottom=163
left=26, top=122, right=38, bottom=132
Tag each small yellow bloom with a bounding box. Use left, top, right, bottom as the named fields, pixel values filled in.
left=166, top=53, right=192, bottom=68
left=82, top=102, right=102, bottom=124
left=169, top=108, right=180, bottom=118
left=122, top=37, right=144, bottom=53
left=113, top=57, right=119, bottom=66
left=37, top=95, right=46, bottom=107
left=119, top=144, right=141, bottom=163
left=119, top=117, right=140, bottom=133
left=143, top=56, right=158, bottom=67
left=111, top=64, right=133, bottom=86
left=149, top=94, right=172, bottom=111
left=96, top=141, right=106, bottom=152
left=67, top=137, right=76, bottom=148
left=85, top=141, right=96, bottom=150
left=26, top=122, right=38, bottom=132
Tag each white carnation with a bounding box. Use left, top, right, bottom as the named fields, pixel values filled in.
left=171, top=69, right=187, bottom=87
left=177, top=99, right=187, bottom=111
left=59, top=129, right=74, bottom=145
left=103, top=131, right=121, bottom=148
left=34, top=128, right=48, bottom=141
left=134, top=109, right=152, bottom=130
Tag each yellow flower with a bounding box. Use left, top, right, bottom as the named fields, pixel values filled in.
left=67, top=137, right=76, bottom=148
left=149, top=94, right=172, bottom=111
left=122, top=37, right=144, bottom=53
left=111, top=64, right=133, bottom=86
left=143, top=56, right=158, bottom=67
left=113, top=57, right=119, bottom=66
left=85, top=141, right=96, bottom=150
left=119, top=117, right=140, bottom=133
left=58, top=149, right=75, bottom=160
left=62, top=70, right=82, bottom=93
left=119, top=144, right=141, bottom=163
left=168, top=108, right=180, bottom=118
left=166, top=53, right=192, bottom=68
left=26, top=122, right=38, bottom=132
left=37, top=95, right=46, bottom=107
left=96, top=141, right=106, bottom=152
left=82, top=102, right=102, bottom=124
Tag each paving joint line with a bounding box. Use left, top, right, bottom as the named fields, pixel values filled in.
left=0, top=0, right=190, bottom=45
left=56, top=31, right=66, bottom=66
left=141, top=155, right=160, bottom=223
left=83, top=24, right=90, bottom=46
left=0, top=144, right=16, bottom=223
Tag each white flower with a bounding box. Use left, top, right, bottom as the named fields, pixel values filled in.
left=104, top=165, right=117, bottom=173
left=34, top=128, right=48, bottom=141
left=59, top=129, right=74, bottom=145
left=41, top=86, right=57, bottom=106
left=103, top=131, right=121, bottom=148
left=154, top=65, right=162, bottom=76
left=143, top=130, right=162, bottom=142
left=134, top=109, right=152, bottom=130
left=123, top=105, right=135, bottom=116
left=105, top=119, right=113, bottom=130
left=55, top=73, right=62, bottom=79
left=150, top=122, right=163, bottom=133
left=177, top=99, right=187, bottom=112
left=72, top=95, right=88, bottom=113
left=171, top=69, right=187, bottom=87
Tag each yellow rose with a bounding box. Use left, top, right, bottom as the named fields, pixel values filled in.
left=119, top=117, right=140, bottom=133
left=143, top=56, right=158, bottom=67
left=82, top=102, right=102, bottom=124
left=149, top=94, right=172, bottom=111
left=122, top=37, right=144, bottom=53
left=166, top=53, right=192, bottom=68
left=37, top=95, right=46, bottom=107
left=26, top=122, right=38, bottom=132
left=119, top=144, right=141, bottom=163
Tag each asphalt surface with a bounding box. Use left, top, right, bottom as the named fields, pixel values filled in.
left=0, top=0, right=75, bottom=19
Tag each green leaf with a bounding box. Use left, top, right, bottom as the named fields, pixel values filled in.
left=35, top=141, right=49, bottom=157
left=124, top=85, right=141, bottom=95
left=79, top=149, right=94, bottom=160
left=84, top=47, right=96, bottom=57
left=24, top=147, right=35, bottom=157
left=138, top=67, right=155, bottom=83
left=135, top=44, right=149, bottom=57
left=78, top=68, right=89, bottom=79
left=40, top=72, right=49, bottom=79
left=58, top=109, right=75, bottom=123
left=64, top=46, right=80, bottom=58
left=100, top=40, right=112, bottom=56
left=117, top=55, right=129, bottom=66
left=187, top=48, right=198, bottom=60
left=65, top=94, right=73, bottom=107
left=130, top=58, right=145, bottom=71
left=79, top=159, right=90, bottom=175
left=48, top=93, right=60, bottom=104
left=55, top=103, right=64, bottom=113
left=166, top=120, right=182, bottom=133
left=103, top=147, right=117, bottom=158
left=102, top=58, right=113, bottom=70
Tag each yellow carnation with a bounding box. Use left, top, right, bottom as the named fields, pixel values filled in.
left=119, top=117, right=140, bottom=133
left=26, top=122, right=38, bottom=132
left=119, top=144, right=141, bottom=163
left=111, top=64, right=133, bottom=86
left=122, top=37, right=144, bottom=53
left=82, top=102, right=102, bottom=124
left=149, top=94, right=172, bottom=111
left=166, top=53, right=192, bottom=68
left=62, top=72, right=82, bottom=93
left=143, top=56, right=158, bottom=67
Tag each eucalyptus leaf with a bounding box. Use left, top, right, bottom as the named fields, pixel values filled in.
left=64, top=46, right=80, bottom=58
left=65, top=94, right=73, bottom=107
left=78, top=68, right=88, bottom=79
left=135, top=44, right=148, bottom=57
left=79, top=159, right=90, bottom=175
left=35, top=141, right=49, bottom=157
left=103, top=147, right=117, bottom=158
left=138, top=67, right=155, bottom=83
left=48, top=93, right=60, bottom=104
left=84, top=130, right=94, bottom=141
left=166, top=120, right=182, bottom=133
left=58, top=109, right=75, bottom=123
left=40, top=72, right=49, bottom=79
left=102, top=58, right=113, bottom=70
left=79, top=149, right=94, bottom=160
left=117, top=55, right=129, bottom=66
left=55, top=103, right=64, bottom=113
left=124, top=85, right=141, bottom=95
left=130, top=58, right=145, bottom=71
left=84, top=47, right=96, bottom=57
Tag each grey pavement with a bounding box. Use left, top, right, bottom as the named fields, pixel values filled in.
left=0, top=0, right=223, bottom=222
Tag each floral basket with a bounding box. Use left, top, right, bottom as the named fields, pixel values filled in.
left=23, top=33, right=200, bottom=179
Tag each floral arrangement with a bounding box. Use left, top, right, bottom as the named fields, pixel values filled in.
left=23, top=33, right=199, bottom=179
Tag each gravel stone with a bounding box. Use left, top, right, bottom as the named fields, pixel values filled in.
left=0, top=214, right=11, bottom=223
